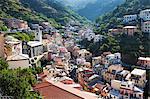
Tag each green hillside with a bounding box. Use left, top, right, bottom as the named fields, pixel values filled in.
left=19, top=0, right=89, bottom=25
left=96, top=0, right=150, bottom=30
left=0, top=0, right=89, bottom=27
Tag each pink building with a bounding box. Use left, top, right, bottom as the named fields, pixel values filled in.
left=123, top=26, right=137, bottom=36
left=141, top=21, right=150, bottom=33
left=6, top=19, right=28, bottom=30
left=137, top=57, right=150, bottom=68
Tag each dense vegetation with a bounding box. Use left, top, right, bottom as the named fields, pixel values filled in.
left=20, top=0, right=89, bottom=25
left=0, top=0, right=60, bottom=27
left=8, top=32, right=35, bottom=41
left=0, top=58, right=43, bottom=98
left=0, top=0, right=89, bottom=28
left=79, top=36, right=120, bottom=56
left=96, top=0, right=150, bottom=31
left=93, top=0, right=150, bottom=64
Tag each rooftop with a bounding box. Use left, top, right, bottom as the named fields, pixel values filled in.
left=123, top=26, right=137, bottom=29
left=143, top=21, right=150, bottom=24
left=7, top=54, right=29, bottom=61
left=138, top=57, right=150, bottom=61
left=45, top=78, right=98, bottom=99
left=131, top=69, right=146, bottom=76
left=28, top=41, right=43, bottom=47
left=140, top=9, right=150, bottom=12
left=33, top=81, right=83, bottom=99
left=124, top=14, right=137, bottom=17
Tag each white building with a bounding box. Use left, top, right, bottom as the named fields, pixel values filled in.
left=111, top=80, right=121, bottom=90
left=27, top=41, right=43, bottom=58
left=123, top=14, right=137, bottom=23
left=76, top=58, right=86, bottom=65
left=93, top=35, right=103, bottom=43
left=141, top=21, right=150, bottom=33
left=140, top=9, right=150, bottom=21
left=130, top=69, right=146, bottom=88
left=27, top=41, right=43, bottom=67
left=7, top=54, right=30, bottom=69
left=106, top=53, right=121, bottom=64
left=84, top=32, right=95, bottom=41
left=35, top=28, right=42, bottom=43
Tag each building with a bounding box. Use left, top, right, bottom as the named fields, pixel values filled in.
left=108, top=28, right=123, bottom=36
left=123, top=15, right=137, bottom=23
left=33, top=79, right=98, bottom=99
left=5, top=36, right=22, bottom=56
left=33, top=81, right=82, bottom=99
left=137, top=57, right=150, bottom=69
left=111, top=80, right=121, bottom=90
left=111, top=80, right=144, bottom=99
left=6, top=18, right=28, bottom=30
left=116, top=70, right=130, bottom=81
left=141, top=21, right=150, bottom=33
left=120, top=81, right=144, bottom=99
left=92, top=56, right=104, bottom=66
left=140, top=9, right=150, bottom=21
left=0, top=33, right=5, bottom=58
left=76, top=49, right=92, bottom=62
left=7, top=54, right=30, bottom=69
left=93, top=35, right=103, bottom=43
left=27, top=41, right=43, bottom=58
left=76, top=58, right=86, bottom=65
left=102, top=65, right=123, bottom=82
left=130, top=69, right=146, bottom=88
left=59, top=46, right=71, bottom=61
left=105, top=53, right=121, bottom=65
left=27, top=41, right=43, bottom=67
left=35, top=28, right=43, bottom=43
left=84, top=32, right=95, bottom=41
left=123, top=26, right=137, bottom=36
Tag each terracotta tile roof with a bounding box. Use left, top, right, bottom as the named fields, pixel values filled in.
left=61, top=79, right=74, bottom=84
left=33, top=82, right=83, bottom=99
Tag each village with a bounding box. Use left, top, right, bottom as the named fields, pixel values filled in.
left=0, top=9, right=150, bottom=99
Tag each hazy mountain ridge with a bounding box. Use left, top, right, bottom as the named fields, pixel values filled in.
left=78, top=0, right=124, bottom=20
left=56, top=0, right=124, bottom=20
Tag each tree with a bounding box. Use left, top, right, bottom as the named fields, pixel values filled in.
left=100, top=44, right=109, bottom=52
left=0, top=68, right=40, bottom=98
left=0, top=26, right=8, bottom=31
left=120, top=32, right=142, bottom=65
left=0, top=58, right=9, bottom=70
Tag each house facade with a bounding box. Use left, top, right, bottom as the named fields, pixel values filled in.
left=123, top=14, right=137, bottom=23
left=140, top=9, right=150, bottom=21
left=7, top=54, right=30, bottom=69
left=130, top=69, right=146, bottom=88
left=137, top=57, right=150, bottom=69
left=102, top=65, right=123, bottom=82
left=123, top=26, right=137, bottom=36
left=141, top=21, right=150, bottom=33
